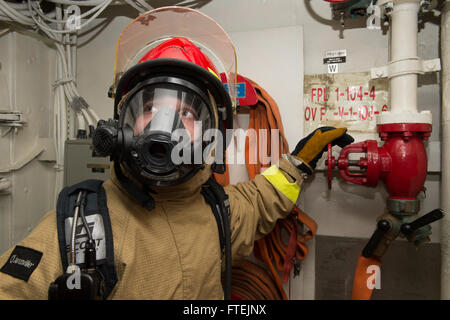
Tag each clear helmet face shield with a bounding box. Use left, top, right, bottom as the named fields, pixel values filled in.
left=118, top=78, right=219, bottom=186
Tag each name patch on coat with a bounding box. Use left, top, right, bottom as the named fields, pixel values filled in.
left=0, top=245, right=43, bottom=281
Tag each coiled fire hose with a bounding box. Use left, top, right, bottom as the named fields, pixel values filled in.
left=214, top=77, right=317, bottom=299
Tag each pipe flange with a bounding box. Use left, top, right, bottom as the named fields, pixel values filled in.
left=377, top=122, right=432, bottom=141
left=387, top=198, right=420, bottom=216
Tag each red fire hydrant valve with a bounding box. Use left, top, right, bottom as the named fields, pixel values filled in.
left=326, top=123, right=431, bottom=200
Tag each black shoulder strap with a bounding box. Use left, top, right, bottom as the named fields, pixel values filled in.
left=200, top=177, right=232, bottom=300
left=201, top=178, right=228, bottom=252
left=56, top=179, right=118, bottom=299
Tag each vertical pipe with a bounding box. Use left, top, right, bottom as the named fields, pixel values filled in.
left=441, top=0, right=450, bottom=300
left=389, top=1, right=420, bottom=114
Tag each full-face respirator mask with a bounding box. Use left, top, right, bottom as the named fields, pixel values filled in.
left=93, top=74, right=223, bottom=187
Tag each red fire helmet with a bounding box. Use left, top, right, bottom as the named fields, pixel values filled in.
left=138, top=37, right=220, bottom=78
left=111, top=7, right=237, bottom=132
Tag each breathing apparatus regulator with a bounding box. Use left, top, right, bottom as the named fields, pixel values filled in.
left=49, top=190, right=106, bottom=300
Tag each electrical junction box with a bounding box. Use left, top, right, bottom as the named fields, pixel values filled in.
left=64, top=139, right=111, bottom=187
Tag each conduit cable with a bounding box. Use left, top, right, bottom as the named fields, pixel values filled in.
left=0, top=0, right=34, bottom=25
left=122, top=0, right=146, bottom=13
left=45, top=0, right=117, bottom=6
left=136, top=0, right=153, bottom=11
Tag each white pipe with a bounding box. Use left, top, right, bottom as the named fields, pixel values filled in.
left=441, top=0, right=450, bottom=300
left=389, top=1, right=420, bottom=114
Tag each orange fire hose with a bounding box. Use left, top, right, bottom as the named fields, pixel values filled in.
left=214, top=77, right=317, bottom=300
left=231, top=260, right=284, bottom=300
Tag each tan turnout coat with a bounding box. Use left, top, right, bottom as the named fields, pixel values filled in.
left=0, top=158, right=303, bottom=299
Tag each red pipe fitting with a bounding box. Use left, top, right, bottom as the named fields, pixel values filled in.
left=328, top=123, right=431, bottom=200
left=377, top=123, right=431, bottom=199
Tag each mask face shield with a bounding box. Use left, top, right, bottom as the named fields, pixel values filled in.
left=118, top=77, right=218, bottom=186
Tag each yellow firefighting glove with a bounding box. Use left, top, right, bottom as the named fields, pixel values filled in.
left=291, top=126, right=354, bottom=175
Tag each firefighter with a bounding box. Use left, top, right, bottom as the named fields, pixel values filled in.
left=0, top=7, right=353, bottom=299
